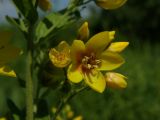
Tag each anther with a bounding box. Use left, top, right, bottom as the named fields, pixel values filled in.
left=87, top=64, right=92, bottom=69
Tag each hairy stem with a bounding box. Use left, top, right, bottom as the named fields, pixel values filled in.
left=26, top=23, right=34, bottom=120
left=26, top=51, right=34, bottom=120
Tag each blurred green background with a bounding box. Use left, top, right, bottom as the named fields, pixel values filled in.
left=0, top=0, right=160, bottom=120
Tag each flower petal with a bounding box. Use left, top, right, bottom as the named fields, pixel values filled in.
left=105, top=72, right=127, bottom=88
left=67, top=64, right=83, bottom=83
left=96, top=0, right=127, bottom=10
left=49, top=48, right=71, bottom=68
left=0, top=65, right=16, bottom=77
left=107, top=42, right=129, bottom=53
left=71, top=40, right=85, bottom=65
left=57, top=41, right=70, bottom=53
left=84, top=71, right=106, bottom=93
left=77, top=22, right=90, bottom=41
left=86, top=31, right=115, bottom=54
left=99, top=51, right=125, bottom=70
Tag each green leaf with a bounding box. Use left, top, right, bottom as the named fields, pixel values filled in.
left=7, top=98, right=21, bottom=115
left=12, top=0, right=38, bottom=23
left=6, top=16, right=28, bottom=32
left=35, top=13, right=75, bottom=43
left=13, top=114, right=20, bottom=120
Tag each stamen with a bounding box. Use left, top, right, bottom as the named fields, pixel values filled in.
left=95, top=60, right=101, bottom=64
left=81, top=53, right=101, bottom=70
left=84, top=56, right=89, bottom=60
left=82, top=58, right=86, bottom=63
left=87, top=64, right=92, bottom=69
left=92, top=65, right=99, bottom=68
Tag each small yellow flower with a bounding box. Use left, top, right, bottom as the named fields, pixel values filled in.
left=0, top=117, right=6, bottom=120
left=64, top=104, right=74, bottom=119
left=96, top=0, right=127, bottom=10
left=77, top=22, right=89, bottom=41
left=49, top=41, right=71, bottom=68
left=67, top=31, right=127, bottom=93
left=105, top=72, right=127, bottom=88
left=0, top=31, right=21, bottom=77
left=67, top=111, right=74, bottom=119
left=73, top=116, right=83, bottom=120
left=38, top=0, right=52, bottom=11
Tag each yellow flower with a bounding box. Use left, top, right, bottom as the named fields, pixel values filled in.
left=105, top=72, right=127, bottom=88
left=73, top=116, right=83, bottom=120
left=38, top=0, right=52, bottom=11
left=65, top=105, right=74, bottom=119
left=0, top=31, right=21, bottom=77
left=77, top=22, right=89, bottom=41
left=67, top=31, right=127, bottom=93
left=49, top=41, right=71, bottom=68
left=96, top=0, right=127, bottom=10
left=0, top=117, right=6, bottom=120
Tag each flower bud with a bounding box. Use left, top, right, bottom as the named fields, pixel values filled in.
left=38, top=0, right=52, bottom=11
left=96, top=0, right=127, bottom=10
left=49, top=41, right=71, bottom=68
left=105, top=72, right=127, bottom=89
left=77, top=22, right=89, bottom=41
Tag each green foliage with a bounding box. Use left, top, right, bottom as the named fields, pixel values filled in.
left=6, top=16, right=28, bottom=33
left=12, top=0, right=38, bottom=24
left=35, top=13, right=75, bottom=43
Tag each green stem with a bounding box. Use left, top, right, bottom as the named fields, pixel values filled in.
left=52, top=86, right=88, bottom=120
left=26, top=51, right=34, bottom=120
left=25, top=23, right=35, bottom=120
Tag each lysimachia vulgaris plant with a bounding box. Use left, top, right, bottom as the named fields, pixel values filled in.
left=0, top=0, right=129, bottom=120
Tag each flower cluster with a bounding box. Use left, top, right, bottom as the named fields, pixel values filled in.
left=49, top=22, right=129, bottom=93
left=52, top=105, right=83, bottom=120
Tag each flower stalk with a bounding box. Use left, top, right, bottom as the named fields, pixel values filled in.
left=53, top=86, right=88, bottom=120
left=26, top=25, right=34, bottom=120
left=26, top=51, right=34, bottom=120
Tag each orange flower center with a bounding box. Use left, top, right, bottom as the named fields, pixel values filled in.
left=55, top=52, right=66, bottom=61
left=81, top=53, right=101, bottom=70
